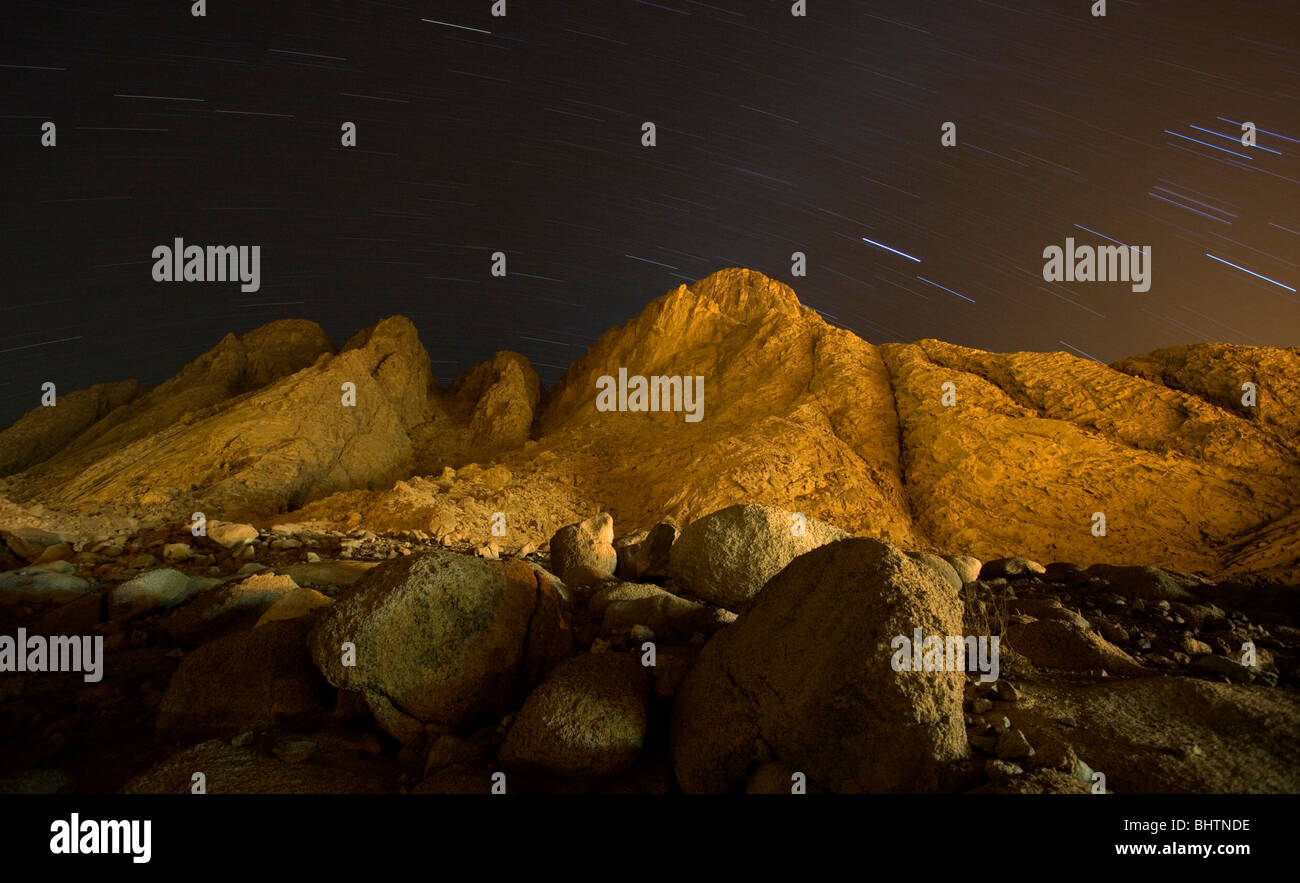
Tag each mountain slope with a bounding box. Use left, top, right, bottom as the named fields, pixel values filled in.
left=1, top=268, right=1296, bottom=580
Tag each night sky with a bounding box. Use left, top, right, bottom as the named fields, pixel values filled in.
left=2, top=0, right=1297, bottom=427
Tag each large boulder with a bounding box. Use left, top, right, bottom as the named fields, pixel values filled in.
left=499, top=652, right=650, bottom=778
left=1014, top=676, right=1300, bottom=793
left=308, top=550, right=571, bottom=742
left=1003, top=618, right=1144, bottom=676
left=671, top=538, right=968, bottom=793
left=548, top=513, right=617, bottom=587
left=1084, top=564, right=1202, bottom=602
left=668, top=504, right=850, bottom=611
left=156, top=617, right=329, bottom=741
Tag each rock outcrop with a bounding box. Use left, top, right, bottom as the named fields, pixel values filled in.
left=2, top=267, right=1298, bottom=579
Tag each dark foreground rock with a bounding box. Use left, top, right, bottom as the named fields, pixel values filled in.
left=671, top=537, right=968, bottom=793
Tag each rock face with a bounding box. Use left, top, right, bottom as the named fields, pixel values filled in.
left=668, top=504, right=851, bottom=611
left=307, top=550, right=570, bottom=741
left=7, top=320, right=331, bottom=486
left=410, top=351, right=543, bottom=475
left=671, top=538, right=968, bottom=793
left=530, top=268, right=921, bottom=548
left=499, top=652, right=650, bottom=778
left=3, top=269, right=1297, bottom=582
left=448, top=351, right=542, bottom=458
left=3, top=317, right=424, bottom=519
left=0, top=380, right=140, bottom=476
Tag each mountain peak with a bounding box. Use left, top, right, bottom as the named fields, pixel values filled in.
left=1, top=270, right=1297, bottom=582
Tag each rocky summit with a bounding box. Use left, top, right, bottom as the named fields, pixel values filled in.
left=0, top=268, right=1297, bottom=795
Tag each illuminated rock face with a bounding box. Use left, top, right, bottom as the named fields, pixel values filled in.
left=3, top=268, right=1298, bottom=581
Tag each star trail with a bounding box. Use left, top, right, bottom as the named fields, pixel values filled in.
left=1, top=0, right=1296, bottom=426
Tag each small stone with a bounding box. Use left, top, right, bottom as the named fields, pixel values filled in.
left=273, top=739, right=317, bottom=763
left=208, top=522, right=259, bottom=549
left=979, top=557, right=1046, bottom=580
left=971, top=697, right=993, bottom=714
left=1097, top=621, right=1128, bottom=644
left=162, top=543, right=192, bottom=562
left=629, top=624, right=655, bottom=642
left=984, top=759, right=1023, bottom=780
left=996, top=728, right=1034, bottom=761
left=992, top=680, right=1019, bottom=702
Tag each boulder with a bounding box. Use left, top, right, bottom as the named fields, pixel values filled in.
left=499, top=652, right=650, bottom=778
left=1003, top=618, right=1144, bottom=675
left=0, top=527, right=66, bottom=563
left=207, top=522, right=259, bottom=549
left=160, top=572, right=299, bottom=643
left=255, top=586, right=333, bottom=627
left=943, top=555, right=983, bottom=585
left=1085, top=564, right=1201, bottom=602
left=156, top=617, right=329, bottom=741
left=308, top=550, right=571, bottom=741
left=109, top=569, right=216, bottom=617
left=671, top=537, right=967, bottom=793
left=615, top=523, right=678, bottom=581
left=548, top=513, right=617, bottom=587
left=121, top=740, right=381, bottom=794
left=980, top=557, right=1046, bottom=580
left=668, top=504, right=851, bottom=611
left=0, top=569, right=92, bottom=602
left=907, top=551, right=962, bottom=592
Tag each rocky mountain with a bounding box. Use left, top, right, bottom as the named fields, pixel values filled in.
left=1, top=267, right=1298, bottom=581
left=1, top=270, right=1297, bottom=797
